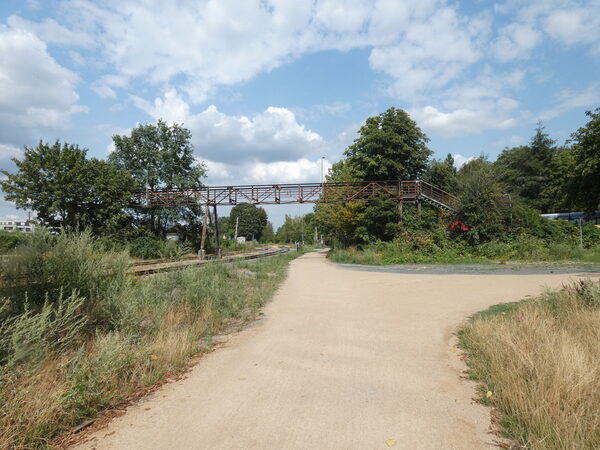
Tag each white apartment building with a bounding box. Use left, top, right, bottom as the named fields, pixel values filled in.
left=0, top=219, right=36, bottom=232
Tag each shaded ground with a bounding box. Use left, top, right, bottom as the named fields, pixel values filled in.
left=75, top=251, right=583, bottom=450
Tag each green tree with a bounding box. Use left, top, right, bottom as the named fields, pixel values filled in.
left=260, top=221, right=276, bottom=243
left=545, top=147, right=577, bottom=212
left=314, top=160, right=366, bottom=245
left=456, top=157, right=511, bottom=244
left=345, top=107, right=432, bottom=181
left=109, top=120, right=206, bottom=235
left=423, top=154, right=458, bottom=193
left=276, top=215, right=312, bottom=243
left=229, top=204, right=268, bottom=241
left=565, top=108, right=600, bottom=212
left=0, top=141, right=134, bottom=233
left=494, top=124, right=557, bottom=212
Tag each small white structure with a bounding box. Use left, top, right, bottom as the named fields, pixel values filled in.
left=236, top=236, right=246, bottom=244
left=0, top=219, right=36, bottom=233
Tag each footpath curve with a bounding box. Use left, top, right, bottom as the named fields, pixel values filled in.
left=76, top=251, right=580, bottom=449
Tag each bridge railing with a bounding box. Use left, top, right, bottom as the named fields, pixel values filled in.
left=131, top=180, right=459, bottom=211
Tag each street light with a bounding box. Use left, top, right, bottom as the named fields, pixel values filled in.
left=320, top=156, right=325, bottom=184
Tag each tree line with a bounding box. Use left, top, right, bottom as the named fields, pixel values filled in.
left=315, top=107, right=600, bottom=246
left=1, top=107, right=599, bottom=250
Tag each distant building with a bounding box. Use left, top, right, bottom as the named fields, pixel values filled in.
left=0, top=219, right=36, bottom=232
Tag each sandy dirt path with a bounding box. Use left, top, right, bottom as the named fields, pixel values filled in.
left=77, top=251, right=582, bottom=450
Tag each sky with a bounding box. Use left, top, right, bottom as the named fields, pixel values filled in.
left=1, top=0, right=599, bottom=226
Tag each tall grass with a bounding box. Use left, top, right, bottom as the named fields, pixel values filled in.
left=0, top=230, right=128, bottom=322
left=0, top=231, right=299, bottom=448
left=459, top=280, right=600, bottom=449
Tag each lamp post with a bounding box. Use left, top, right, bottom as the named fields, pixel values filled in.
left=320, top=157, right=325, bottom=184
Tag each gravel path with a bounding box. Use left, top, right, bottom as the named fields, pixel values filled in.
left=76, top=251, right=582, bottom=450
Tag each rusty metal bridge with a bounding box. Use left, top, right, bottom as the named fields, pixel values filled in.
left=131, top=180, right=458, bottom=258
left=131, top=180, right=459, bottom=212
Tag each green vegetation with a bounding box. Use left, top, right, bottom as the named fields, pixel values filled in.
left=316, top=107, right=600, bottom=264
left=0, top=141, right=133, bottom=234
left=0, top=231, right=300, bottom=448
left=458, top=280, right=600, bottom=448
left=0, top=230, right=29, bottom=253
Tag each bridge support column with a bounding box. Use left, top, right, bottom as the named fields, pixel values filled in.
left=199, top=203, right=208, bottom=260
left=417, top=199, right=422, bottom=219
left=398, top=200, right=403, bottom=225
left=213, top=204, right=221, bottom=258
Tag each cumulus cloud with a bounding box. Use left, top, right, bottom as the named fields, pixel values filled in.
left=452, top=154, right=475, bottom=169
left=544, top=9, right=600, bottom=47
left=411, top=70, right=525, bottom=136
left=132, top=89, right=326, bottom=163
left=0, top=24, right=83, bottom=147
left=60, top=0, right=489, bottom=104
left=6, top=15, right=94, bottom=47
left=493, top=22, right=542, bottom=61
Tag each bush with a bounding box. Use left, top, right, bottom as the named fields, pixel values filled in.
left=128, top=236, right=163, bottom=259
left=0, top=230, right=129, bottom=323
left=0, top=230, right=29, bottom=253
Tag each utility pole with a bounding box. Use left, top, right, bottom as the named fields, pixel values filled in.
left=579, top=218, right=583, bottom=249
left=234, top=216, right=239, bottom=241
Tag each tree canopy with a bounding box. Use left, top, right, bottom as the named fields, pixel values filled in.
left=494, top=124, right=557, bottom=212
left=345, top=107, right=432, bottom=181
left=228, top=204, right=268, bottom=241
left=565, top=108, right=600, bottom=212
left=0, top=141, right=133, bottom=233
left=109, top=120, right=207, bottom=235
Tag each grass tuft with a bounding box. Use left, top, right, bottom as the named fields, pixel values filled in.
left=458, top=280, right=600, bottom=449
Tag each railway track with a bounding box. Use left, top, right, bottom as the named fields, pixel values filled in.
left=128, top=247, right=291, bottom=276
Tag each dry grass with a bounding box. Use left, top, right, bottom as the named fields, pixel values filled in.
left=0, top=252, right=299, bottom=448
left=459, top=280, right=600, bottom=449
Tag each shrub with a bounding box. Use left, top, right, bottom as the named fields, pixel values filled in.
left=0, top=230, right=129, bottom=323
left=128, top=236, right=163, bottom=259
left=0, top=230, right=29, bottom=253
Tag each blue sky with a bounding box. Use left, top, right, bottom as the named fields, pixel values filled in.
left=1, top=0, right=599, bottom=226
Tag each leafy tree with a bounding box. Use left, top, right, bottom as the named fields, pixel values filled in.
left=109, top=120, right=206, bottom=235
left=565, top=108, right=600, bottom=212
left=0, top=141, right=134, bottom=233
left=275, top=214, right=314, bottom=243
left=494, top=124, right=557, bottom=212
left=545, top=147, right=577, bottom=212
left=260, top=221, right=275, bottom=243
left=423, top=154, right=458, bottom=193
left=229, top=204, right=268, bottom=241
left=314, top=160, right=365, bottom=245
left=456, top=157, right=511, bottom=244
left=345, top=107, right=432, bottom=181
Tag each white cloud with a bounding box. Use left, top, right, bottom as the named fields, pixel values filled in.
left=540, top=84, right=600, bottom=121
left=7, top=15, right=95, bottom=47
left=452, top=154, right=475, bottom=169
left=247, top=158, right=332, bottom=184
left=61, top=0, right=488, bottom=104
left=0, top=143, right=22, bottom=161
left=411, top=69, right=525, bottom=136
left=0, top=25, right=82, bottom=146
left=493, top=22, right=542, bottom=61
left=544, top=9, right=600, bottom=47
left=133, top=89, right=326, bottom=163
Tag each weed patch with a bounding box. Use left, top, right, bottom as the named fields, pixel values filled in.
left=458, top=280, right=600, bottom=449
